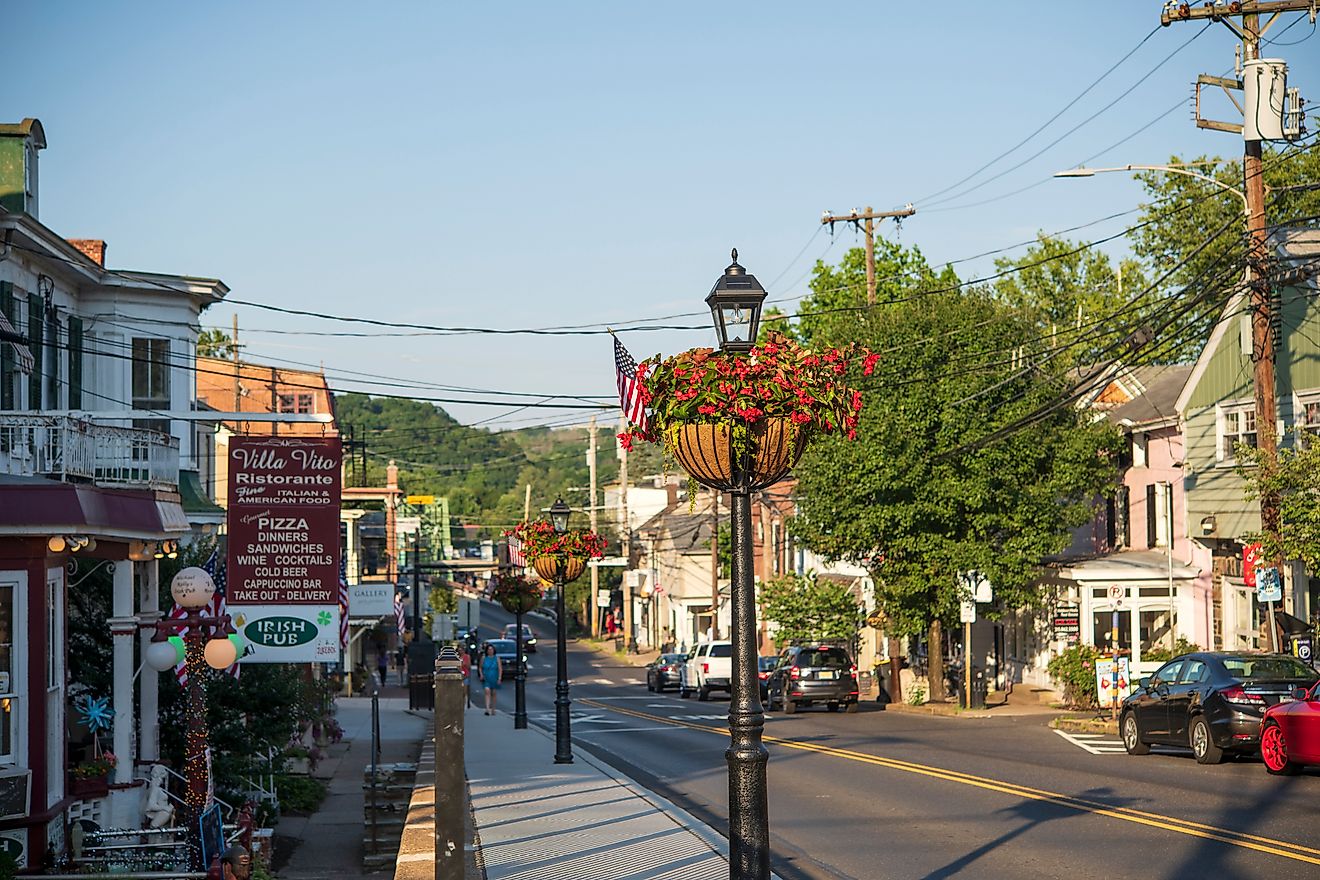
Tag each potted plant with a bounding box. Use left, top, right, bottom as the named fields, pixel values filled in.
left=617, top=330, right=876, bottom=490
left=505, top=519, right=607, bottom=584
left=491, top=573, right=543, bottom=615
left=70, top=751, right=117, bottom=798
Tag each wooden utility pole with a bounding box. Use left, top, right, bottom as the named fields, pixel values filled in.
left=1160, top=0, right=1316, bottom=652
left=523, top=483, right=532, bottom=521
left=231, top=314, right=242, bottom=434
left=588, top=418, right=600, bottom=638
left=820, top=204, right=916, bottom=305
left=710, top=492, right=720, bottom=641
left=619, top=416, right=633, bottom=649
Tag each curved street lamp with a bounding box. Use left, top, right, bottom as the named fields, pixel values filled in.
left=549, top=498, right=574, bottom=763
left=1053, top=163, right=1249, bottom=216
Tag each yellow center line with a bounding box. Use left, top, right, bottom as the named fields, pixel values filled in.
left=578, top=697, right=1320, bottom=866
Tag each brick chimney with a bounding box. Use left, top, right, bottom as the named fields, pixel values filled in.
left=67, top=239, right=107, bottom=266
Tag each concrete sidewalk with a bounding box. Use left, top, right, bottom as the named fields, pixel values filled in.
left=277, top=690, right=429, bottom=879
left=463, top=711, right=770, bottom=880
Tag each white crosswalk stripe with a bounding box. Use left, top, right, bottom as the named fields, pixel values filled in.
left=1053, top=728, right=1128, bottom=754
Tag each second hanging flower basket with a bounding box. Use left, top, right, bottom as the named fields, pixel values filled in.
left=491, top=573, right=544, bottom=614
left=618, top=331, right=876, bottom=490
left=505, top=519, right=606, bottom=586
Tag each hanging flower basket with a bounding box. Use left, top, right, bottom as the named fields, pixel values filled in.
left=531, top=555, right=587, bottom=584
left=669, top=417, right=807, bottom=490
left=617, top=331, right=876, bottom=491
left=491, top=573, right=543, bottom=614
left=505, top=519, right=606, bottom=587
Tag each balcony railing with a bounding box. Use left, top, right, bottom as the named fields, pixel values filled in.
left=0, top=414, right=179, bottom=491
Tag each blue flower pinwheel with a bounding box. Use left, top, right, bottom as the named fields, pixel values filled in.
left=77, top=695, right=115, bottom=733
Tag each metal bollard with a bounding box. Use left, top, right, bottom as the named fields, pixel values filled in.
left=434, top=647, right=465, bottom=880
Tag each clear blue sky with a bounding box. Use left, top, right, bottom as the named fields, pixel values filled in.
left=11, top=2, right=1319, bottom=428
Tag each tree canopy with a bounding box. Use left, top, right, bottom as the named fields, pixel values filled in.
left=760, top=573, right=862, bottom=644
left=790, top=244, right=1121, bottom=641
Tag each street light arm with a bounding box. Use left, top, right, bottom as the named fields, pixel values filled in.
left=1055, top=164, right=1249, bottom=215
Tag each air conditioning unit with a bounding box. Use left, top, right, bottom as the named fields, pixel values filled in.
left=0, top=768, right=32, bottom=821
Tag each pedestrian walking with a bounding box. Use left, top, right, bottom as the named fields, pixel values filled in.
left=481, top=643, right=502, bottom=715
left=377, top=648, right=389, bottom=689
left=461, top=647, right=473, bottom=708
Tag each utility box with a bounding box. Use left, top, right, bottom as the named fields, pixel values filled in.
left=1243, top=58, right=1288, bottom=141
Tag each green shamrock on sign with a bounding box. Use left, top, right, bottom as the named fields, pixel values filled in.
left=317, top=611, right=333, bottom=626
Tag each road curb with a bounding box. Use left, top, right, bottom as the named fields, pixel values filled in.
left=1050, top=715, right=1119, bottom=735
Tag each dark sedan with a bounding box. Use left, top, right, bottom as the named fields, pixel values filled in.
left=646, top=653, right=686, bottom=692
left=1121, top=652, right=1319, bottom=764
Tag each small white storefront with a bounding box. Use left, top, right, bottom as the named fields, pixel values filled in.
left=1050, top=549, right=1209, bottom=675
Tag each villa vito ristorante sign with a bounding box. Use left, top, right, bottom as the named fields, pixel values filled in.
left=226, top=436, right=343, bottom=662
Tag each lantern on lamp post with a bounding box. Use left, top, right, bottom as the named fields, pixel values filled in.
left=705, top=249, right=766, bottom=353
left=143, top=566, right=238, bottom=870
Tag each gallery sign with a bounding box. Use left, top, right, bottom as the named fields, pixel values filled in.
left=348, top=581, right=395, bottom=618
left=226, top=436, right=343, bottom=663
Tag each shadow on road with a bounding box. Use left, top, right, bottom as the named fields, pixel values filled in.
left=918, top=787, right=1142, bottom=880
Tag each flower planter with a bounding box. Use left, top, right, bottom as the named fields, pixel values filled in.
left=499, top=590, right=541, bottom=615
left=70, top=775, right=109, bottom=799
left=532, top=555, right=586, bottom=584
left=670, top=418, right=807, bottom=491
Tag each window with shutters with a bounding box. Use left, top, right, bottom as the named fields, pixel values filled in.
left=132, top=337, right=171, bottom=434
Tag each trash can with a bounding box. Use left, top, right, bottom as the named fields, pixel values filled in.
left=956, top=667, right=988, bottom=710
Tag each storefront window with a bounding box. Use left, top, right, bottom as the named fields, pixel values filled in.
left=1230, top=586, right=1260, bottom=651
left=0, top=583, right=14, bottom=763
left=1092, top=609, right=1131, bottom=652
left=1139, top=609, right=1173, bottom=654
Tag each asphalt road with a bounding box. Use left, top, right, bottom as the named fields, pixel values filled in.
left=473, top=602, right=1320, bottom=880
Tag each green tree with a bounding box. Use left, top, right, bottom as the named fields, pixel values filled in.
left=797, top=239, right=957, bottom=346
left=992, top=235, right=1148, bottom=364
left=791, top=280, right=1121, bottom=700
left=1128, top=149, right=1320, bottom=358
left=760, top=573, right=861, bottom=644
left=1238, top=432, right=1320, bottom=572
left=197, top=327, right=234, bottom=358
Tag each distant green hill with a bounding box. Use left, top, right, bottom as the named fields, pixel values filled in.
left=335, top=393, right=661, bottom=542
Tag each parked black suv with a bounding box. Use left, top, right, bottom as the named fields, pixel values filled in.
left=766, top=644, right=860, bottom=714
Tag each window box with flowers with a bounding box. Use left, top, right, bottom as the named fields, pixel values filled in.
left=69, top=752, right=117, bottom=798
left=505, top=520, right=607, bottom=584
left=617, top=330, right=876, bottom=491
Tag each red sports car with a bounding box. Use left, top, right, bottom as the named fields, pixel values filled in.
left=1260, top=681, right=1320, bottom=775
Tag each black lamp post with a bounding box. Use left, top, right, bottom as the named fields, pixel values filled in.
left=709, top=250, right=770, bottom=879
left=549, top=497, right=574, bottom=764
left=512, top=573, right=529, bottom=731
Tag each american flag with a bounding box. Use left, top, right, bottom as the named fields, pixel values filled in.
left=614, top=335, right=650, bottom=431
left=394, top=591, right=407, bottom=638
left=337, top=552, right=350, bottom=652
left=507, top=534, right=525, bottom=567
left=171, top=548, right=239, bottom=686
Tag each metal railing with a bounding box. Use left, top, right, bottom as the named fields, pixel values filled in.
left=0, top=413, right=178, bottom=490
